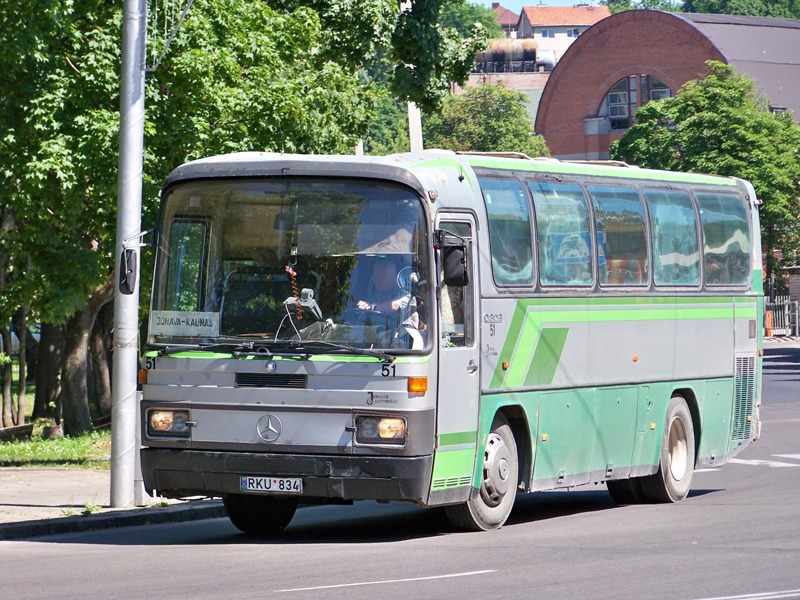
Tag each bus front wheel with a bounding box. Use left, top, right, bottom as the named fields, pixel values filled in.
left=640, top=395, right=695, bottom=503
left=444, top=414, right=518, bottom=531
left=223, top=494, right=298, bottom=535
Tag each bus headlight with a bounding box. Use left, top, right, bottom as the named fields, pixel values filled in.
left=355, top=415, right=407, bottom=446
left=148, top=409, right=191, bottom=437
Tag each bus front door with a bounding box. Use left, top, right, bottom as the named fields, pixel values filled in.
left=429, top=215, right=481, bottom=504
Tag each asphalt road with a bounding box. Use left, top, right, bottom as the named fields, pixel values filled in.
left=2, top=347, right=799, bottom=600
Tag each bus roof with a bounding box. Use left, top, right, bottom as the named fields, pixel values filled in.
left=163, top=150, right=739, bottom=194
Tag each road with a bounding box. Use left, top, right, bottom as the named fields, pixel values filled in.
left=2, top=346, right=799, bottom=600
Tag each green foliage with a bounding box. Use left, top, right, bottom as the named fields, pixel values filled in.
left=603, top=0, right=684, bottom=13
left=423, top=84, right=550, bottom=156
left=363, top=94, right=411, bottom=155
left=0, top=430, right=111, bottom=468
left=683, top=0, right=800, bottom=18
left=611, top=61, right=800, bottom=275
left=390, top=0, right=489, bottom=112
left=440, top=0, right=504, bottom=39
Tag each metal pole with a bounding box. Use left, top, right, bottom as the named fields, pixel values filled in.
left=408, top=102, right=423, bottom=153
left=111, top=0, right=147, bottom=508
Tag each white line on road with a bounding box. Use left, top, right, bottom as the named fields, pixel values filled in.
left=729, top=458, right=800, bottom=468
left=694, top=588, right=800, bottom=600
left=274, top=570, right=498, bottom=593
left=773, top=454, right=800, bottom=460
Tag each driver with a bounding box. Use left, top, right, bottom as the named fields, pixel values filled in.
left=355, top=257, right=421, bottom=348
left=357, top=258, right=412, bottom=315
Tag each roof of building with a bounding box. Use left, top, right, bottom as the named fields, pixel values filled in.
left=675, top=13, right=800, bottom=114
left=492, top=3, right=520, bottom=28
left=521, top=5, right=611, bottom=27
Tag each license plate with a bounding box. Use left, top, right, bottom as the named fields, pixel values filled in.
left=240, top=476, right=303, bottom=494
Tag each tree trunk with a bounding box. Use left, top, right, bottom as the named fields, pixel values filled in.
left=60, top=281, right=114, bottom=436
left=12, top=308, right=27, bottom=425
left=1, top=328, right=14, bottom=428
left=33, top=323, right=64, bottom=421
left=90, top=300, right=113, bottom=417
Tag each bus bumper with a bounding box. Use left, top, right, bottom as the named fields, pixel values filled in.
left=140, top=448, right=433, bottom=504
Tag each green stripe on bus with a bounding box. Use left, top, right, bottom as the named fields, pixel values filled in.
left=524, top=327, right=570, bottom=387
left=462, top=156, right=738, bottom=186
left=493, top=297, right=751, bottom=389
left=438, top=431, right=478, bottom=446
left=431, top=448, right=476, bottom=487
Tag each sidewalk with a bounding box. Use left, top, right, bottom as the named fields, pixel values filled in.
left=0, top=467, right=225, bottom=541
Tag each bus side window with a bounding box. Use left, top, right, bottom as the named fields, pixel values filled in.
left=528, top=181, right=593, bottom=286
left=695, top=191, right=751, bottom=286
left=588, top=185, right=648, bottom=286
left=643, top=189, right=701, bottom=287
left=477, top=177, right=535, bottom=286
left=440, top=221, right=474, bottom=348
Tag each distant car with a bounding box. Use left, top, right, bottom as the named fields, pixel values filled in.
left=2, top=323, right=41, bottom=356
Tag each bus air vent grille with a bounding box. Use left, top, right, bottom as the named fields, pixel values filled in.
left=236, top=373, right=307, bottom=389
left=731, top=356, right=755, bottom=441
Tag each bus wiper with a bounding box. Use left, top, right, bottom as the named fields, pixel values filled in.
left=298, top=340, right=396, bottom=363
left=155, top=340, right=276, bottom=357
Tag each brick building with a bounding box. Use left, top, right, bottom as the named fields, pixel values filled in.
left=534, top=11, right=800, bottom=159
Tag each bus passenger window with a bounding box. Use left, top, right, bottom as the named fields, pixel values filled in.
left=528, top=181, right=593, bottom=286
left=695, top=192, right=751, bottom=286
left=588, top=185, right=648, bottom=286
left=643, top=189, right=700, bottom=287
left=478, top=178, right=534, bottom=286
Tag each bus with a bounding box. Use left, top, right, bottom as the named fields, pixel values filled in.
left=138, top=151, right=763, bottom=533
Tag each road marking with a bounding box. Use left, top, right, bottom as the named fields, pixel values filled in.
left=729, top=458, right=800, bottom=468
left=694, top=588, right=800, bottom=600
left=773, top=454, right=800, bottom=460
left=274, top=570, right=497, bottom=593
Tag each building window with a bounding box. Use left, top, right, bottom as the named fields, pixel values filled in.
left=599, top=75, right=671, bottom=130
left=540, top=28, right=555, bottom=38
left=567, top=28, right=581, bottom=38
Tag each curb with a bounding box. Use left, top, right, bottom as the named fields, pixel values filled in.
left=0, top=499, right=226, bottom=541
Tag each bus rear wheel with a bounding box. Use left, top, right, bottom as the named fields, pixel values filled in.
left=444, top=414, right=518, bottom=531
left=640, top=395, right=695, bottom=503
left=223, top=494, right=298, bottom=535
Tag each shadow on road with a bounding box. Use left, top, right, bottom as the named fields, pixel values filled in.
left=22, top=486, right=732, bottom=547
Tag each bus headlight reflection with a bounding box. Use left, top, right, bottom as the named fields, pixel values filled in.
left=355, top=415, right=406, bottom=446
left=148, top=409, right=191, bottom=437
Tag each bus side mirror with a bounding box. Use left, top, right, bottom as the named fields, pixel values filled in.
left=119, top=248, right=138, bottom=295
left=437, top=230, right=470, bottom=287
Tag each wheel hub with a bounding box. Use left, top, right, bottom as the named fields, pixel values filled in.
left=481, top=432, right=513, bottom=506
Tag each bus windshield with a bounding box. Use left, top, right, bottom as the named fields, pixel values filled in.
left=148, top=178, right=431, bottom=353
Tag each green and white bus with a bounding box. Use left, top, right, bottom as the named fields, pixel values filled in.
left=139, top=151, right=762, bottom=532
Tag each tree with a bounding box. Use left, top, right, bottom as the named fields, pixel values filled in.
left=0, top=0, right=490, bottom=433
left=603, top=0, right=683, bottom=14
left=611, top=61, right=800, bottom=280
left=423, top=83, right=550, bottom=156
left=440, top=0, right=504, bottom=39
left=683, top=0, right=800, bottom=19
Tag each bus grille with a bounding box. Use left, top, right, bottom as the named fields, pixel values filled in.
left=236, top=373, right=307, bottom=389
left=731, top=356, right=755, bottom=441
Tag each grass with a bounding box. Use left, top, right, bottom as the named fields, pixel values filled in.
left=0, top=430, right=112, bottom=469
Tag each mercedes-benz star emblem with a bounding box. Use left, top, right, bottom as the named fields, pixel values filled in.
left=257, top=414, right=282, bottom=442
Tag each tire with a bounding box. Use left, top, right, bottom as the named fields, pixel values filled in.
left=223, top=494, right=298, bottom=535
left=640, top=395, right=696, bottom=503
left=444, top=414, right=519, bottom=531
left=607, top=478, right=644, bottom=505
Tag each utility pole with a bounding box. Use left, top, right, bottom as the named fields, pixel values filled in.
left=111, top=0, right=147, bottom=508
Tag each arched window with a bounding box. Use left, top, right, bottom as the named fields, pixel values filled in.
left=598, top=74, right=671, bottom=130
